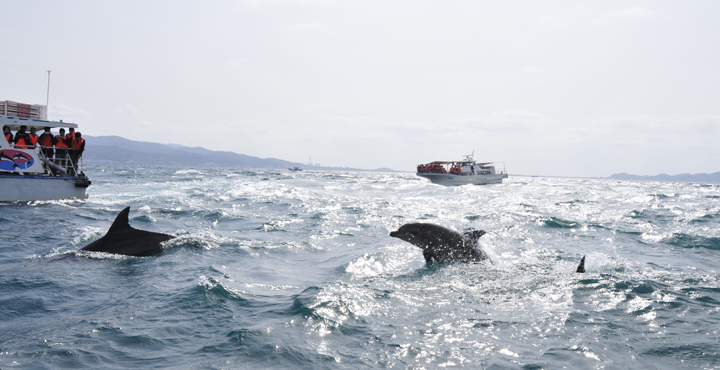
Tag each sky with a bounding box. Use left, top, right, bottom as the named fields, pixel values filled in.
left=1, top=0, right=719, bottom=177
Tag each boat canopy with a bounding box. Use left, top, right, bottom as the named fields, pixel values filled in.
left=0, top=115, right=78, bottom=131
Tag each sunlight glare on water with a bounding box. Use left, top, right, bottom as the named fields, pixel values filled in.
left=1, top=165, right=719, bottom=369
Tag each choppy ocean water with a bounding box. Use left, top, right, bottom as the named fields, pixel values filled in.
left=1, top=165, right=719, bottom=369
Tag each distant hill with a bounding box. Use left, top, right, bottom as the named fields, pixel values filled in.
left=83, top=135, right=397, bottom=172
left=609, top=172, right=720, bottom=183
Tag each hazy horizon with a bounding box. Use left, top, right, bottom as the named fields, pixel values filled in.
left=2, top=1, right=719, bottom=177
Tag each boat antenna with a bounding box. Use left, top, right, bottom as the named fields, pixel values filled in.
left=46, top=70, right=51, bottom=112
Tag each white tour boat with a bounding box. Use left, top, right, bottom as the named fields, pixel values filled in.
left=1, top=100, right=91, bottom=201
left=416, top=152, right=508, bottom=186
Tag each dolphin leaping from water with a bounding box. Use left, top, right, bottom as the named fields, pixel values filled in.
left=391, top=222, right=587, bottom=272
left=390, top=223, right=490, bottom=264
left=80, top=207, right=175, bottom=256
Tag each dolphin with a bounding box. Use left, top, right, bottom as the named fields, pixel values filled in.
left=576, top=255, right=586, bottom=273
left=0, top=152, right=19, bottom=168
left=390, top=222, right=588, bottom=272
left=80, top=207, right=175, bottom=257
left=390, top=223, right=489, bottom=264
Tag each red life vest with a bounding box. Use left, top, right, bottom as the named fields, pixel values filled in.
left=55, top=135, right=69, bottom=148
left=29, top=134, right=38, bottom=147
left=39, top=134, right=53, bottom=147
left=71, top=137, right=85, bottom=150
left=65, top=133, right=74, bottom=142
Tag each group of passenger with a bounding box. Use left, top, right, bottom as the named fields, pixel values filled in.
left=2, top=124, right=85, bottom=175
left=415, top=163, right=476, bottom=175
left=416, top=164, right=448, bottom=174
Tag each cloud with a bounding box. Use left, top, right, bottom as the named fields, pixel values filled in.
left=289, top=23, right=332, bottom=32
left=585, top=114, right=720, bottom=145
left=592, top=7, right=653, bottom=25
left=48, top=103, right=90, bottom=121
left=115, top=104, right=139, bottom=114
left=237, top=0, right=332, bottom=9
left=612, top=7, right=653, bottom=20
left=452, top=111, right=558, bottom=134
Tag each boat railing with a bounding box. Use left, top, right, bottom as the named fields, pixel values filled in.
left=35, top=146, right=83, bottom=177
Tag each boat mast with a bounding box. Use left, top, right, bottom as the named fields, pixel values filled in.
left=46, top=70, right=51, bottom=113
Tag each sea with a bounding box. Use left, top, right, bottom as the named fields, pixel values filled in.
left=1, top=165, right=719, bottom=369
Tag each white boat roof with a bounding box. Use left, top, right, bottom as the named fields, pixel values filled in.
left=1, top=114, right=78, bottom=131
left=427, top=161, right=494, bottom=165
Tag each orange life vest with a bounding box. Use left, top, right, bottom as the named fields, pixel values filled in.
left=29, top=134, right=38, bottom=147
left=55, top=135, right=69, bottom=148
left=4, top=133, right=11, bottom=144
left=39, top=134, right=53, bottom=147
left=71, top=137, right=85, bottom=150
left=15, top=136, right=30, bottom=149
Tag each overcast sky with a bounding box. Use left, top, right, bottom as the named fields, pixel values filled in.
left=2, top=1, right=719, bottom=176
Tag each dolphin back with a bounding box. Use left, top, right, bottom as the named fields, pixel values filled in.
left=390, top=223, right=489, bottom=264
left=80, top=207, right=175, bottom=257
left=107, top=207, right=133, bottom=234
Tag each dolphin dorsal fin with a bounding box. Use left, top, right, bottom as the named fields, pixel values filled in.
left=576, top=256, right=586, bottom=273
left=464, top=230, right=486, bottom=241
left=108, top=207, right=133, bottom=234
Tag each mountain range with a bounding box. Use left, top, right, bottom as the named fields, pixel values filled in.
left=82, top=136, right=719, bottom=182
left=84, top=135, right=396, bottom=172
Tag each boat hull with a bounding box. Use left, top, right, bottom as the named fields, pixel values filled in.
left=417, top=172, right=506, bottom=186
left=0, top=174, right=87, bottom=201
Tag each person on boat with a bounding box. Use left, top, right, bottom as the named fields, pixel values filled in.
left=2, top=125, right=12, bottom=146
left=65, top=127, right=75, bottom=143
left=54, top=128, right=70, bottom=172
left=38, top=127, right=56, bottom=160
left=13, top=125, right=31, bottom=149
left=28, top=127, right=38, bottom=149
left=69, top=131, right=85, bottom=175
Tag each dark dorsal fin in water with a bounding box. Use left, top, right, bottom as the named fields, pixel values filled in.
left=464, top=230, right=487, bottom=242
left=576, top=255, right=586, bottom=273
left=107, top=207, right=134, bottom=234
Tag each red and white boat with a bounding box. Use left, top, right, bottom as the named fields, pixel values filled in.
left=416, top=152, right=508, bottom=186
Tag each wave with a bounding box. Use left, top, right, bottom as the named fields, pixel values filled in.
left=173, top=169, right=203, bottom=175
left=662, top=233, right=720, bottom=250
left=541, top=216, right=579, bottom=229
left=689, top=212, right=720, bottom=224
left=642, top=343, right=720, bottom=365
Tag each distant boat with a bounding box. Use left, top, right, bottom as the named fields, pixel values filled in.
left=1, top=100, right=91, bottom=201
left=416, top=152, right=508, bottom=186
left=288, top=166, right=302, bottom=171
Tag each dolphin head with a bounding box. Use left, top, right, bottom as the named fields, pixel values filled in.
left=390, top=223, right=424, bottom=246
left=390, top=223, right=455, bottom=249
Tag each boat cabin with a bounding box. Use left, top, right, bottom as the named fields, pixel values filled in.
left=1, top=100, right=83, bottom=176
